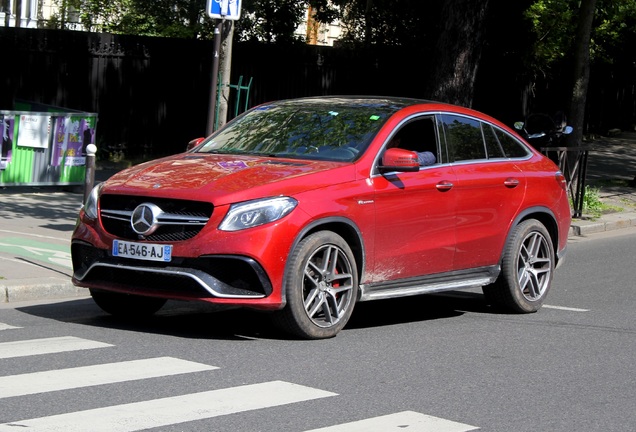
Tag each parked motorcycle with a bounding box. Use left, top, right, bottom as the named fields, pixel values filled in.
left=514, top=111, right=573, bottom=151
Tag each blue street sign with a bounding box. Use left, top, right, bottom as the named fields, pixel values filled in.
left=207, top=0, right=242, bottom=20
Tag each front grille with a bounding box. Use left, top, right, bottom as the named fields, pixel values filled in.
left=99, top=194, right=213, bottom=241
left=86, top=266, right=214, bottom=299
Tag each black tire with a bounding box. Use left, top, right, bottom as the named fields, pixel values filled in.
left=90, top=289, right=167, bottom=317
left=273, top=231, right=358, bottom=339
left=484, top=219, right=555, bottom=313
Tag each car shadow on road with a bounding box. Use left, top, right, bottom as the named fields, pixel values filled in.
left=345, top=290, right=491, bottom=330
left=16, top=290, right=493, bottom=341
left=17, top=298, right=280, bottom=341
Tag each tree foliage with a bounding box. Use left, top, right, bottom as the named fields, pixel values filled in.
left=45, top=0, right=333, bottom=42
left=327, top=0, right=440, bottom=47
left=45, top=0, right=210, bottom=38
left=40, top=0, right=636, bottom=130
left=233, top=0, right=308, bottom=43
left=524, top=0, right=636, bottom=72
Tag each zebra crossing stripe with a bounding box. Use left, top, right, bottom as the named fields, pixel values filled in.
left=304, top=410, right=479, bottom=432
left=0, top=357, right=218, bottom=398
left=0, top=380, right=338, bottom=432
left=0, top=323, right=21, bottom=331
left=0, top=336, right=112, bottom=359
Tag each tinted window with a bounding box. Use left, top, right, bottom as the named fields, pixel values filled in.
left=440, top=115, right=486, bottom=162
left=483, top=124, right=506, bottom=158
left=494, top=127, right=530, bottom=158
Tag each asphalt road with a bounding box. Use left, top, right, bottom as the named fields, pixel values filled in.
left=1, top=228, right=634, bottom=431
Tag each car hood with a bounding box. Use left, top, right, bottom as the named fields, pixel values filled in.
left=103, top=153, right=356, bottom=205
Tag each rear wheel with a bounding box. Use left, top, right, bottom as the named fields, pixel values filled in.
left=90, top=289, right=167, bottom=317
left=484, top=219, right=554, bottom=313
left=273, top=231, right=358, bottom=339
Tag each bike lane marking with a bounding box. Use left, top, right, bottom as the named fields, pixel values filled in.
left=0, top=237, right=71, bottom=269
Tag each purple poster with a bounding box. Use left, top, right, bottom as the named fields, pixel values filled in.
left=0, top=115, right=14, bottom=170
left=51, top=116, right=96, bottom=167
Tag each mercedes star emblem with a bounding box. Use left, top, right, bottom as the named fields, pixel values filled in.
left=131, top=203, right=163, bottom=236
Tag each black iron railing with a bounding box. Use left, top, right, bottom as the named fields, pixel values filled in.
left=540, top=146, right=590, bottom=218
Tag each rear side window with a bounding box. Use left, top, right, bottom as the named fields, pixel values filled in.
left=440, top=115, right=486, bottom=162
left=493, top=127, right=531, bottom=158
left=439, top=115, right=530, bottom=161
left=482, top=124, right=506, bottom=158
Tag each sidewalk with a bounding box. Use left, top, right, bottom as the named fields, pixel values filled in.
left=572, top=131, right=636, bottom=234
left=1, top=135, right=635, bottom=304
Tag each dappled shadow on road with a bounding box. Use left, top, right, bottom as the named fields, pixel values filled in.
left=16, top=290, right=493, bottom=341
left=0, top=188, right=82, bottom=223
left=587, top=132, right=636, bottom=182
left=40, top=223, right=77, bottom=232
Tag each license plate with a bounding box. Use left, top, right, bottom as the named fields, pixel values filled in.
left=112, top=240, right=172, bottom=262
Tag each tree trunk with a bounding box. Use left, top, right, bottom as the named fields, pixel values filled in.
left=567, top=0, right=597, bottom=148
left=565, top=0, right=597, bottom=206
left=427, top=0, right=491, bottom=107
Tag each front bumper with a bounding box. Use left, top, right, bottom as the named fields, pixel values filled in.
left=72, top=241, right=273, bottom=302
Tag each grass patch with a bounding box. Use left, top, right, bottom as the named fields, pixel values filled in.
left=619, top=197, right=636, bottom=208
left=578, top=185, right=623, bottom=219
left=583, top=186, right=604, bottom=216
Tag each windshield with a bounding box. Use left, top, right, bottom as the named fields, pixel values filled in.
left=195, top=99, right=398, bottom=162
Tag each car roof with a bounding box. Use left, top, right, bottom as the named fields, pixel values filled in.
left=263, top=95, right=438, bottom=109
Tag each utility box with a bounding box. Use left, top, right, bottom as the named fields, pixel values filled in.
left=0, top=104, right=98, bottom=187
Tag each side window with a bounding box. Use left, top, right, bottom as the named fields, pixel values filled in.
left=483, top=124, right=506, bottom=158
left=440, top=115, right=486, bottom=162
left=494, top=127, right=531, bottom=158
left=388, top=116, right=439, bottom=166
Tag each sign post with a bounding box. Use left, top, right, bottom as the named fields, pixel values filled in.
left=205, top=0, right=242, bottom=135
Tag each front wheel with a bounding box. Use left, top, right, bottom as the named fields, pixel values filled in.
left=483, top=219, right=555, bottom=313
left=273, top=231, right=358, bottom=339
left=90, top=289, right=167, bottom=317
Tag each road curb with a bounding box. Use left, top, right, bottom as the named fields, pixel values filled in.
left=569, top=211, right=636, bottom=237
left=1, top=278, right=88, bottom=303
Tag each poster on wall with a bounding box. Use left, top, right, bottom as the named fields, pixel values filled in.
left=51, top=116, right=96, bottom=167
left=17, top=114, right=51, bottom=149
left=0, top=115, right=14, bottom=170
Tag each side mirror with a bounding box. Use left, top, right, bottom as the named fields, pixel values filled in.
left=513, top=121, right=525, bottom=131
left=379, top=148, right=420, bottom=173
left=187, top=137, right=205, bottom=151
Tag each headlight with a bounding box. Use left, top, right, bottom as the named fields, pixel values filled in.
left=83, top=182, right=104, bottom=220
left=219, top=197, right=298, bottom=231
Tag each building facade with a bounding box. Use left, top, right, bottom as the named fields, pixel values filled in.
left=0, top=0, right=62, bottom=28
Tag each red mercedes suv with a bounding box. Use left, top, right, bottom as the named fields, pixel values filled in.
left=72, top=96, right=571, bottom=339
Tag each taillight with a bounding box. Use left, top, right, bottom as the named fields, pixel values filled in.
left=555, top=171, right=567, bottom=191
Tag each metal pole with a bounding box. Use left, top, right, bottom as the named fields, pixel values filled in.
left=84, top=144, right=97, bottom=203
left=207, top=21, right=224, bottom=136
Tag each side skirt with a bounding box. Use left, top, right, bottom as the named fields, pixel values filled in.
left=358, top=266, right=500, bottom=302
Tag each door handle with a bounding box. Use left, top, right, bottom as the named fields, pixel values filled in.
left=435, top=181, right=454, bottom=192
left=504, top=178, right=520, bottom=188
